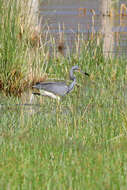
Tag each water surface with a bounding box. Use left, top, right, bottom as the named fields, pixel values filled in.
left=40, top=0, right=127, bottom=56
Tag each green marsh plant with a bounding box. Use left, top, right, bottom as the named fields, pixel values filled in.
left=0, top=0, right=46, bottom=96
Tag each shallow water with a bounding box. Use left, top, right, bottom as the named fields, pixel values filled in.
left=40, top=0, right=127, bottom=56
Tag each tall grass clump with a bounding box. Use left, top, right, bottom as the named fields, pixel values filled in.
left=0, top=0, right=45, bottom=96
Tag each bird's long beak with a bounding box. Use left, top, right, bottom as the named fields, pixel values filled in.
left=78, top=69, right=89, bottom=76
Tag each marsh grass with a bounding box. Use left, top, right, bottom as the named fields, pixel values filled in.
left=0, top=0, right=47, bottom=96
left=0, top=0, right=127, bottom=189
left=0, top=50, right=127, bottom=189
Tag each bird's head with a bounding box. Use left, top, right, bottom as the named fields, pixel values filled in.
left=71, top=65, right=89, bottom=76
left=70, top=65, right=89, bottom=80
left=71, top=65, right=79, bottom=71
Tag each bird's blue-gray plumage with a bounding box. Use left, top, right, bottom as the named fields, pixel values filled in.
left=33, top=81, right=69, bottom=96
left=32, top=65, right=89, bottom=99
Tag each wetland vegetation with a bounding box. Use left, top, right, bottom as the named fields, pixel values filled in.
left=0, top=0, right=127, bottom=189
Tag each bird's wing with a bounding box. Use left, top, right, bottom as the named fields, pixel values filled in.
left=33, top=81, right=69, bottom=96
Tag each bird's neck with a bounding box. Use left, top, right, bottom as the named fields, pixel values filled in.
left=69, top=70, right=75, bottom=80
left=68, top=78, right=76, bottom=93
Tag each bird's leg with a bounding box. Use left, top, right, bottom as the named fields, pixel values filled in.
left=30, top=93, right=35, bottom=104
left=56, top=98, right=62, bottom=126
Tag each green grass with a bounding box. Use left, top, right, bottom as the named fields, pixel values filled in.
left=0, top=0, right=127, bottom=189
left=0, top=53, right=127, bottom=189
left=0, top=0, right=47, bottom=95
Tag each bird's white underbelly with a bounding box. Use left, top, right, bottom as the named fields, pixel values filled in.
left=40, top=90, right=60, bottom=100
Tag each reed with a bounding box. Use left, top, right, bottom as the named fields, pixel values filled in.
left=0, top=0, right=44, bottom=96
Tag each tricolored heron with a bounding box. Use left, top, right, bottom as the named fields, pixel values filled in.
left=32, top=65, right=89, bottom=100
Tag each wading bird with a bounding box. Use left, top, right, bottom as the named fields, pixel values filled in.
left=32, top=65, right=89, bottom=100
